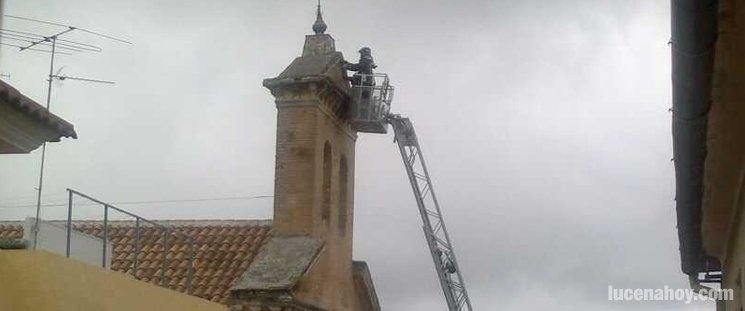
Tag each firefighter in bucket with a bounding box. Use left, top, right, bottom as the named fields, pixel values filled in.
left=344, top=47, right=377, bottom=86
left=344, top=47, right=378, bottom=120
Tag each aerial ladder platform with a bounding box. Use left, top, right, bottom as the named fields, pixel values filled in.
left=349, top=73, right=474, bottom=311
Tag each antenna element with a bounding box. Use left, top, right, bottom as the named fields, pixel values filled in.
left=2, top=15, right=129, bottom=250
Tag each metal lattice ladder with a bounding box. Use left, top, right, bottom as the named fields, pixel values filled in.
left=388, top=115, right=473, bottom=311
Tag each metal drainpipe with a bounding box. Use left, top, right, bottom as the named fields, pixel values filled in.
left=688, top=275, right=719, bottom=299
left=671, top=0, right=718, bottom=276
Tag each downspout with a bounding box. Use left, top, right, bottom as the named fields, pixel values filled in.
left=670, top=0, right=717, bottom=279
left=688, top=276, right=720, bottom=302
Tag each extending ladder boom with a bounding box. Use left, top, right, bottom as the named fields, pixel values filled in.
left=388, top=115, right=473, bottom=311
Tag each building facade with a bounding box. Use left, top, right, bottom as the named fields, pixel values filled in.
left=672, top=0, right=745, bottom=309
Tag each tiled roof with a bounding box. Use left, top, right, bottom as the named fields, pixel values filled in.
left=0, top=220, right=271, bottom=305
left=0, top=224, right=23, bottom=239
left=0, top=79, right=77, bottom=139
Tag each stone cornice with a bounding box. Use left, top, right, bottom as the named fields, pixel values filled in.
left=265, top=78, right=356, bottom=140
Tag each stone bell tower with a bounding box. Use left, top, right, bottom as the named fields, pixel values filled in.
left=231, top=6, right=380, bottom=311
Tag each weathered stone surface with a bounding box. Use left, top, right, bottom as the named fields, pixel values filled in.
left=233, top=236, right=323, bottom=291
left=276, top=54, right=342, bottom=80
left=0, top=237, right=27, bottom=249
left=233, top=23, right=379, bottom=311
left=352, top=262, right=380, bottom=311
left=303, top=34, right=334, bottom=57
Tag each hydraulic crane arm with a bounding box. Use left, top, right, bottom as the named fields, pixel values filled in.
left=388, top=115, right=473, bottom=311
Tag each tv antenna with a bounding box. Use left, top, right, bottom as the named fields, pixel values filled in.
left=0, top=15, right=130, bottom=249
left=51, top=66, right=115, bottom=86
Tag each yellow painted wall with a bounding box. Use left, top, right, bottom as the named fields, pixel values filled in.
left=0, top=250, right=227, bottom=311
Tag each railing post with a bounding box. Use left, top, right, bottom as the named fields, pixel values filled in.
left=133, top=217, right=140, bottom=277
left=161, top=228, right=168, bottom=288
left=66, top=189, right=73, bottom=258
left=187, top=237, right=194, bottom=294
left=102, top=204, right=108, bottom=268
left=59, top=189, right=199, bottom=293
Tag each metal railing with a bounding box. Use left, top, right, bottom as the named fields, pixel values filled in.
left=349, top=73, right=394, bottom=134
left=65, top=188, right=195, bottom=294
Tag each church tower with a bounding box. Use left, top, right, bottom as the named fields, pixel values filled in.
left=230, top=6, right=379, bottom=311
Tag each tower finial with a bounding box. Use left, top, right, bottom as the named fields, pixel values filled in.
left=312, top=0, right=327, bottom=34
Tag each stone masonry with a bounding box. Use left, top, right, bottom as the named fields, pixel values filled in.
left=230, top=12, right=379, bottom=311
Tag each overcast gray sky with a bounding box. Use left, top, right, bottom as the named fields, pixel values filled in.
left=0, top=0, right=712, bottom=310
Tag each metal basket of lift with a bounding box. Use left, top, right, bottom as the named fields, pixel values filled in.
left=349, top=73, right=394, bottom=134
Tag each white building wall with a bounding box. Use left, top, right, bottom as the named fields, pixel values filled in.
left=23, top=217, right=112, bottom=269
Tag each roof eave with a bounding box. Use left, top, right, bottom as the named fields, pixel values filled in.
left=0, top=79, right=78, bottom=140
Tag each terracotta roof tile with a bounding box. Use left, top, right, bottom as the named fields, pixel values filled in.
left=0, top=219, right=271, bottom=305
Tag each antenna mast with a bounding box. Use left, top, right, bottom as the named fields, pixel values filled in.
left=1, top=15, right=129, bottom=249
